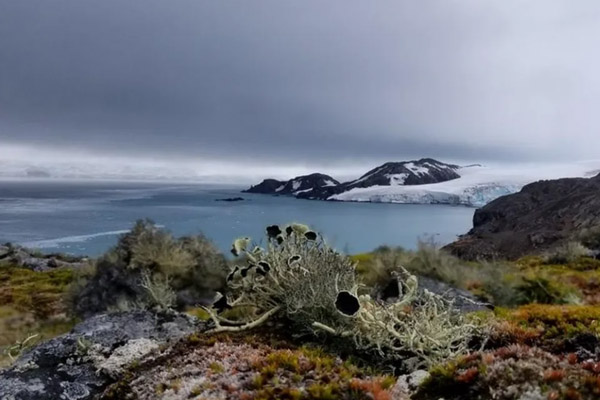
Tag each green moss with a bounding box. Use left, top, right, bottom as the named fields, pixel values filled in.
left=306, top=382, right=341, bottom=400
left=208, top=361, right=225, bottom=373
left=0, top=266, right=74, bottom=315
left=185, top=307, right=210, bottom=321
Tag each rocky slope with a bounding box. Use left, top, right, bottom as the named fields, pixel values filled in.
left=444, top=173, right=600, bottom=260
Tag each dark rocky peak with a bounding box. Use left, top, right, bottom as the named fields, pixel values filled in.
left=243, top=178, right=285, bottom=194
left=243, top=174, right=339, bottom=195
left=276, top=173, right=340, bottom=195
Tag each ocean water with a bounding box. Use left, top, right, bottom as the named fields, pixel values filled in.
left=0, top=180, right=475, bottom=257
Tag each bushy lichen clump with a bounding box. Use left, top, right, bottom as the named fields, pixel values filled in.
left=204, top=224, right=480, bottom=369
left=212, top=223, right=357, bottom=333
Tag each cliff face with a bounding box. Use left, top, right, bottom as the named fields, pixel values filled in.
left=444, top=173, right=600, bottom=260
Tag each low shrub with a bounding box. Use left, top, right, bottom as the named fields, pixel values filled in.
left=544, top=241, right=592, bottom=265
left=407, top=239, right=466, bottom=286
left=515, top=275, right=581, bottom=305
left=71, top=219, right=228, bottom=317
left=353, top=246, right=412, bottom=293
left=356, top=244, right=522, bottom=307
left=580, top=226, right=600, bottom=251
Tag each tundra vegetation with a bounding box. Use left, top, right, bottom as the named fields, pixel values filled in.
left=2, top=220, right=600, bottom=399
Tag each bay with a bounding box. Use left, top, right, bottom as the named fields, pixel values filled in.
left=0, top=180, right=475, bottom=256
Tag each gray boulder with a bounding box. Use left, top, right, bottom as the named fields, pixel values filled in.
left=0, top=311, right=202, bottom=400
left=417, top=276, right=492, bottom=313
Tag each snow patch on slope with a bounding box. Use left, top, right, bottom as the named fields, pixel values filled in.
left=386, top=173, right=409, bottom=185
left=405, top=162, right=429, bottom=176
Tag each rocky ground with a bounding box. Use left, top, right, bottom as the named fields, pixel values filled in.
left=0, top=310, right=422, bottom=400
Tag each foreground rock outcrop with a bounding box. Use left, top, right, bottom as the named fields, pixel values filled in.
left=0, top=311, right=200, bottom=400
left=445, top=173, right=600, bottom=260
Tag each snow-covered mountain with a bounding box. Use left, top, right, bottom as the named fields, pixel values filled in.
left=344, top=158, right=460, bottom=188
left=300, top=159, right=461, bottom=200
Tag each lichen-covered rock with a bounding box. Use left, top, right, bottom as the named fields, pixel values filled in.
left=0, top=311, right=201, bottom=400
left=418, top=276, right=493, bottom=313
left=392, top=369, right=430, bottom=398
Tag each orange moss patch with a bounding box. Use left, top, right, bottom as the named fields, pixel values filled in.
left=488, top=304, right=600, bottom=356
left=415, top=345, right=600, bottom=400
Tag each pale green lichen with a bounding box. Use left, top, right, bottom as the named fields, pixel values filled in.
left=205, top=224, right=480, bottom=368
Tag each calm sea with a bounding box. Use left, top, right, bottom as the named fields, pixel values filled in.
left=0, top=180, right=475, bottom=257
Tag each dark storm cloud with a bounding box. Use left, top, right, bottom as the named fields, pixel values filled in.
left=1, top=0, right=599, bottom=165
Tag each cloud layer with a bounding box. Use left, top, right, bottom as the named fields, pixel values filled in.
left=1, top=0, right=599, bottom=175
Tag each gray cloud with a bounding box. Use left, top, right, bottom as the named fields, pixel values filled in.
left=1, top=0, right=599, bottom=169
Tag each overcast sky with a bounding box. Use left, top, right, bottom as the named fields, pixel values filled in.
left=1, top=1, right=599, bottom=179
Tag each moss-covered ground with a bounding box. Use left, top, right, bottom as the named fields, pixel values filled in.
left=0, top=264, right=76, bottom=367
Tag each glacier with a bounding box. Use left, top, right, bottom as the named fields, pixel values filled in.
left=329, top=162, right=600, bottom=207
